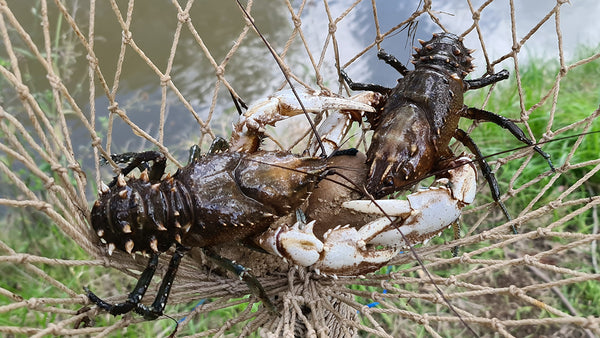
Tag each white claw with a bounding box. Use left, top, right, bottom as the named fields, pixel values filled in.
left=122, top=223, right=132, bottom=233
left=303, top=219, right=315, bottom=233
left=255, top=220, right=323, bottom=267
left=149, top=238, right=159, bottom=253
left=243, top=89, right=376, bottom=122
left=323, top=228, right=332, bottom=240
left=357, top=240, right=366, bottom=250
left=308, top=91, right=385, bottom=155
left=231, top=89, right=380, bottom=152
left=255, top=156, right=478, bottom=276
left=342, top=199, right=412, bottom=216
left=312, top=218, right=400, bottom=275
left=352, top=156, right=477, bottom=249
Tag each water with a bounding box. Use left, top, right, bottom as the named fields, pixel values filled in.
left=1, top=0, right=598, bottom=187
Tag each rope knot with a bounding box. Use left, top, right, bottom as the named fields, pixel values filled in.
left=86, top=54, right=98, bottom=65
left=15, top=253, right=27, bottom=264
left=91, top=137, right=102, bottom=147
left=67, top=162, right=82, bottom=171
left=50, top=163, right=64, bottom=172
left=160, top=75, right=171, bottom=86
left=215, top=66, right=225, bottom=77
left=508, top=284, right=523, bottom=297
left=490, top=317, right=502, bottom=330
left=108, top=102, right=119, bottom=112
left=478, top=232, right=488, bottom=241
left=43, top=177, right=55, bottom=189
left=585, top=316, right=599, bottom=329
left=522, top=254, right=536, bottom=265
left=121, top=30, right=133, bottom=44
left=177, top=11, right=190, bottom=23
left=447, top=275, right=457, bottom=285
left=37, top=202, right=52, bottom=212
left=16, top=84, right=30, bottom=100
left=328, top=23, right=337, bottom=34
left=419, top=313, right=429, bottom=325
left=536, top=227, right=548, bottom=237
left=26, top=298, right=41, bottom=308
left=548, top=200, right=560, bottom=210
left=291, top=15, right=301, bottom=28
left=512, top=42, right=521, bottom=53
left=46, top=74, right=61, bottom=88
left=495, top=157, right=507, bottom=166
left=542, top=131, right=554, bottom=139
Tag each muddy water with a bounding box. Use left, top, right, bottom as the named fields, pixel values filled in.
left=2, top=1, right=598, bottom=172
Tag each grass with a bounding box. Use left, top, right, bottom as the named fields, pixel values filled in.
left=466, top=47, right=600, bottom=189
left=1, top=46, right=599, bottom=335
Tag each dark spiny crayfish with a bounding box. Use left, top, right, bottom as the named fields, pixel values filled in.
left=86, top=143, right=335, bottom=318
left=341, top=32, right=554, bottom=216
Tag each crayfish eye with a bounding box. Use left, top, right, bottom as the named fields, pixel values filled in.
left=383, top=176, right=394, bottom=187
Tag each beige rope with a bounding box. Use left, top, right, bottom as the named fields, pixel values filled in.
left=0, top=0, right=599, bottom=336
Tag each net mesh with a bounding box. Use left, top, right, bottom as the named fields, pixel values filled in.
left=0, top=0, right=599, bottom=336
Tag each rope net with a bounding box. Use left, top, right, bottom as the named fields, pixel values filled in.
left=0, top=0, right=599, bottom=336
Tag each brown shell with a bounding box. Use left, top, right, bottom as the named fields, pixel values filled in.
left=91, top=151, right=329, bottom=255
left=366, top=33, right=473, bottom=197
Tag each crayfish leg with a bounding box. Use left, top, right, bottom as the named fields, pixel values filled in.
left=208, top=137, right=230, bottom=155
left=187, top=137, right=230, bottom=164
left=203, top=249, right=278, bottom=314
left=454, top=129, right=514, bottom=224
left=464, top=69, right=509, bottom=90
left=377, top=49, right=410, bottom=76
left=340, top=69, right=392, bottom=95
left=135, top=245, right=188, bottom=320
left=188, top=145, right=202, bottom=164
left=462, top=107, right=554, bottom=171
left=85, top=246, right=188, bottom=320
left=84, top=252, right=160, bottom=316
left=105, top=150, right=167, bottom=187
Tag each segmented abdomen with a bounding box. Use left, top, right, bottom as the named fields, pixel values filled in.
left=91, top=151, right=329, bottom=255
left=91, top=173, right=195, bottom=255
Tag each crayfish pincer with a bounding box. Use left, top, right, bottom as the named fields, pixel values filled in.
left=342, top=32, right=554, bottom=220
left=86, top=147, right=330, bottom=319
